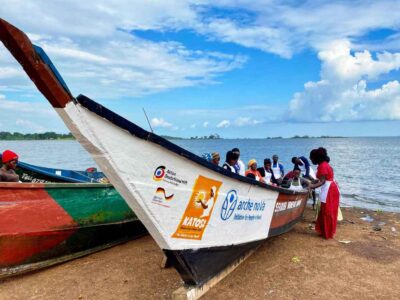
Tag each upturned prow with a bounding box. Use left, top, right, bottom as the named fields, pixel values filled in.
left=0, top=18, right=73, bottom=108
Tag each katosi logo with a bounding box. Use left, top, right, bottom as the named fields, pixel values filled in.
left=153, top=166, right=166, bottom=181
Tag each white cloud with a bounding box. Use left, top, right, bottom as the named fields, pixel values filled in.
left=1, top=1, right=399, bottom=131
left=15, top=119, right=46, bottom=132
left=0, top=66, right=25, bottom=79
left=1, top=1, right=398, bottom=101
left=216, top=119, right=230, bottom=128
left=0, top=95, right=55, bottom=115
left=0, top=94, right=65, bottom=132
left=194, top=0, right=400, bottom=57
left=0, top=2, right=247, bottom=99
left=318, top=40, right=400, bottom=81
left=190, top=123, right=197, bottom=128
left=288, top=40, right=400, bottom=122
left=234, top=117, right=262, bottom=126
left=150, top=117, right=173, bottom=128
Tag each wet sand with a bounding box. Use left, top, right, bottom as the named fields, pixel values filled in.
left=1, top=206, right=399, bottom=299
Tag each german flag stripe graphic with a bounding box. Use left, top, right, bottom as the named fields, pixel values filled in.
left=156, top=187, right=174, bottom=200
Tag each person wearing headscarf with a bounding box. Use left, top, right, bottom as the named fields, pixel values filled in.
left=232, top=148, right=245, bottom=176
left=0, top=150, right=20, bottom=182
left=308, top=147, right=340, bottom=239
left=222, top=150, right=238, bottom=173
left=211, top=152, right=220, bottom=166
left=245, top=159, right=265, bottom=183
left=257, top=158, right=278, bottom=185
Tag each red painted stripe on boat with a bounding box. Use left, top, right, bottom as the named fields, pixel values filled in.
left=0, top=19, right=72, bottom=108
left=0, top=187, right=77, bottom=265
left=270, top=193, right=307, bottom=229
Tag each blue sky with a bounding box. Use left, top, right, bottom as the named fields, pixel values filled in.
left=0, top=1, right=399, bottom=138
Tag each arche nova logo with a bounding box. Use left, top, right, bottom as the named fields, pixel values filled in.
left=220, top=190, right=238, bottom=221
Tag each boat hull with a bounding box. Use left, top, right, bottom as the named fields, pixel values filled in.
left=0, top=154, right=106, bottom=183
left=0, top=183, right=146, bottom=278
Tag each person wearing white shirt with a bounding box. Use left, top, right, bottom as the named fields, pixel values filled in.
left=232, top=147, right=245, bottom=176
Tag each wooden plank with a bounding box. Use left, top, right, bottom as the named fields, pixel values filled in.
left=172, top=249, right=256, bottom=300
left=160, top=254, right=172, bottom=269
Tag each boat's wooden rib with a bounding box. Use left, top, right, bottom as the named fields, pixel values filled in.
left=0, top=182, right=147, bottom=279
left=0, top=18, right=310, bottom=289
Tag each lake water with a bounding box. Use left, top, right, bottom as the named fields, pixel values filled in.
left=1, top=137, right=399, bottom=212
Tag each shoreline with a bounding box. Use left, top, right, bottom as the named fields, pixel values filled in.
left=0, top=206, right=399, bottom=299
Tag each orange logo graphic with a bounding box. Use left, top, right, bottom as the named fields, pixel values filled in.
left=172, top=175, right=222, bottom=240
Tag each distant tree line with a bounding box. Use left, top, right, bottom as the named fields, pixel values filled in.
left=190, top=134, right=221, bottom=140
left=160, top=135, right=184, bottom=140
left=290, top=135, right=344, bottom=139
left=0, top=131, right=74, bottom=140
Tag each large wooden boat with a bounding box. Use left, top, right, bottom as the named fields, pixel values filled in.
left=0, top=154, right=107, bottom=183
left=0, top=182, right=146, bottom=279
left=0, top=19, right=309, bottom=287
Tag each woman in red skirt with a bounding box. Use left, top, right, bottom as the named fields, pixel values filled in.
left=309, top=148, right=340, bottom=239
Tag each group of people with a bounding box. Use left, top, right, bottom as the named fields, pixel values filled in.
left=206, top=147, right=340, bottom=240
left=207, top=148, right=314, bottom=192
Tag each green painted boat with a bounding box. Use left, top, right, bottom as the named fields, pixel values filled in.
left=0, top=182, right=147, bottom=279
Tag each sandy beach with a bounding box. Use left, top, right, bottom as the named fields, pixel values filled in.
left=1, top=206, right=399, bottom=300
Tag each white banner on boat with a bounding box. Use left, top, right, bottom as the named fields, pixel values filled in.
left=59, top=103, right=279, bottom=250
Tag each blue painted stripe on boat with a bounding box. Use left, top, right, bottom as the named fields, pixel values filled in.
left=76, top=94, right=303, bottom=195
left=33, top=45, right=72, bottom=95
left=17, top=161, right=87, bottom=183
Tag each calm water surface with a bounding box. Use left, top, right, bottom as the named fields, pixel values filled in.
left=1, top=137, right=399, bottom=212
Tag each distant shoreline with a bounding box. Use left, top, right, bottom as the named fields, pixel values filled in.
left=0, top=132, right=398, bottom=141
left=0, top=132, right=74, bottom=141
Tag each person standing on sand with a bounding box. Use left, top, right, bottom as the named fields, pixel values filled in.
left=308, top=147, right=340, bottom=239
left=0, top=150, right=20, bottom=182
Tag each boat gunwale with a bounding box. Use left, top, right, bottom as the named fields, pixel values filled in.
left=77, top=94, right=309, bottom=196
left=16, top=161, right=90, bottom=183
